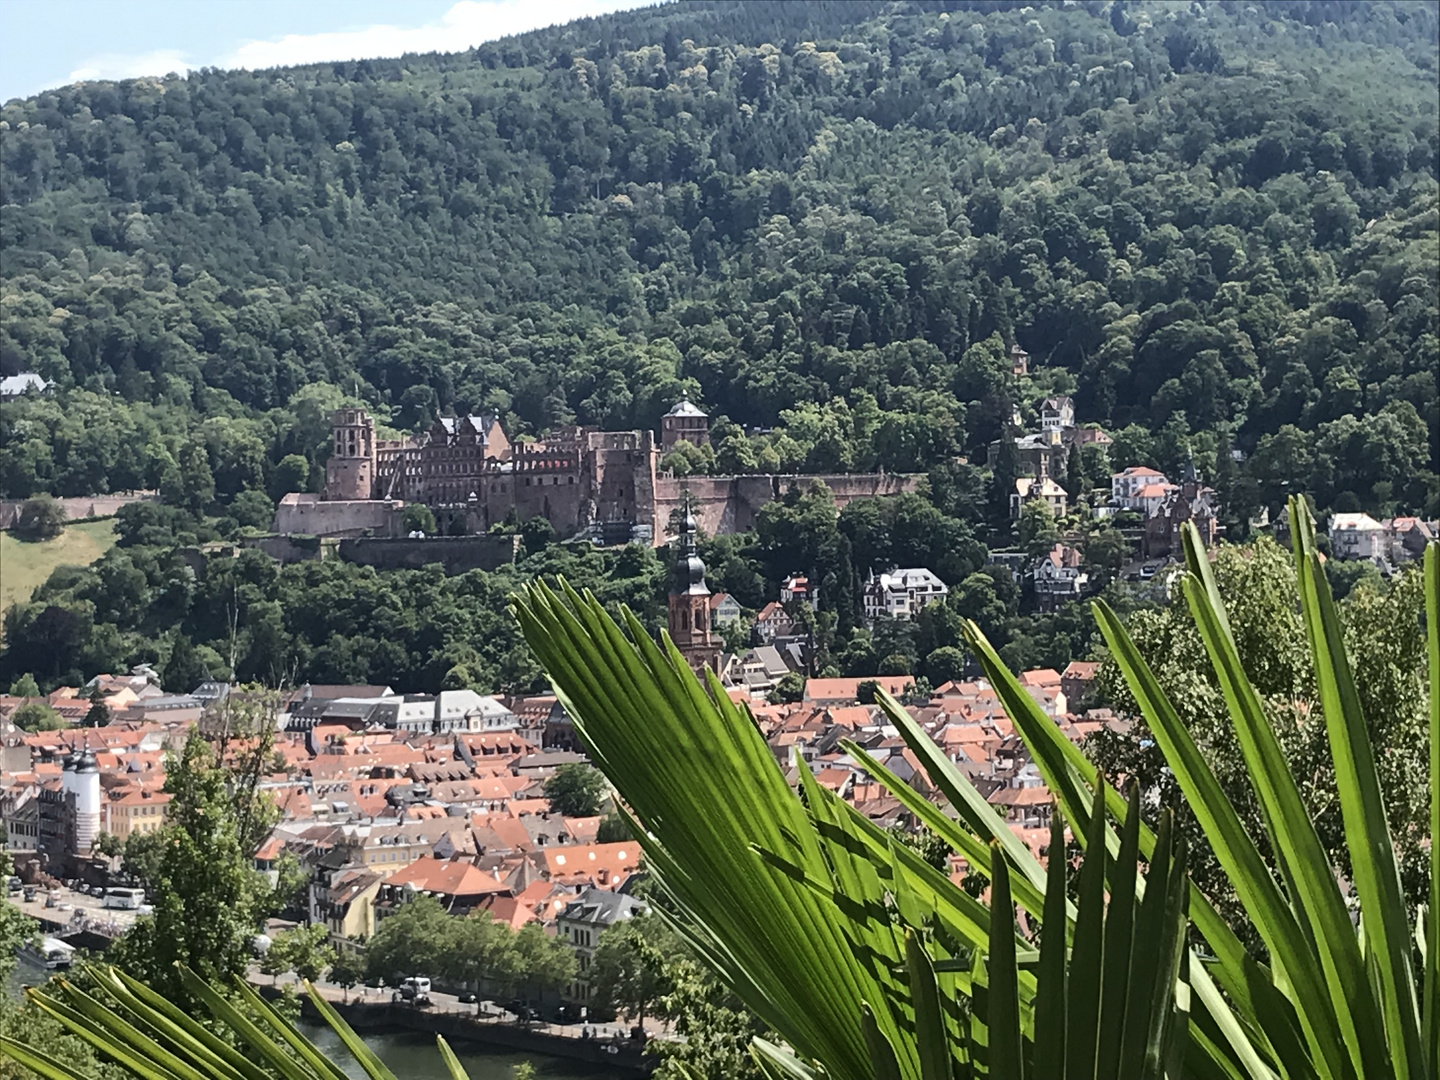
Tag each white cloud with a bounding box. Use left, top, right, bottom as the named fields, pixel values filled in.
left=221, top=0, right=645, bottom=71
left=67, top=48, right=195, bottom=85
left=62, top=0, right=652, bottom=89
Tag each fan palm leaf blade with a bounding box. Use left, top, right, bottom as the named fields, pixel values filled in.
left=0, top=1037, right=95, bottom=1080
left=1289, top=501, right=1423, bottom=1079
left=1067, top=782, right=1108, bottom=1080
left=231, top=978, right=352, bottom=1080
left=106, top=967, right=272, bottom=1080
left=1181, top=526, right=1385, bottom=1080
left=1093, top=596, right=1351, bottom=1080
left=1426, top=543, right=1440, bottom=1072
left=514, top=582, right=905, bottom=1078
left=1097, top=787, right=1143, bottom=1079
left=1032, top=813, right=1068, bottom=1080
left=301, top=981, right=399, bottom=1080
left=985, top=849, right=1023, bottom=1080
left=435, top=1036, right=470, bottom=1080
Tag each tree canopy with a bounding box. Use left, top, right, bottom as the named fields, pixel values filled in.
left=0, top=0, right=1433, bottom=528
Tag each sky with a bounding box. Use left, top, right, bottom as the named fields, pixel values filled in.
left=0, top=0, right=656, bottom=103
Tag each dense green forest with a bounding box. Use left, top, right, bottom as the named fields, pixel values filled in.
left=0, top=486, right=1118, bottom=693
left=1, top=0, right=1437, bottom=692
left=2, top=0, right=1436, bottom=514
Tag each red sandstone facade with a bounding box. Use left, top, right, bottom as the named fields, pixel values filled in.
left=302, top=406, right=918, bottom=544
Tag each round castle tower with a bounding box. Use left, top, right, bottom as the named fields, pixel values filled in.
left=324, top=408, right=376, bottom=501
left=61, top=750, right=101, bottom=854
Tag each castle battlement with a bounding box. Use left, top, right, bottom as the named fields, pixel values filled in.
left=297, top=406, right=917, bottom=545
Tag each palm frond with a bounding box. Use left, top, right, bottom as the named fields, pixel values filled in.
left=0, top=963, right=464, bottom=1079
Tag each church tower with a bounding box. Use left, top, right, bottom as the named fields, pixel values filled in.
left=667, top=510, right=722, bottom=675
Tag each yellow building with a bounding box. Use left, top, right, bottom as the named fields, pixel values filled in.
left=103, top=789, right=171, bottom=843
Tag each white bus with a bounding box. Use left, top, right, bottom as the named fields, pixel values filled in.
left=103, top=887, right=145, bottom=910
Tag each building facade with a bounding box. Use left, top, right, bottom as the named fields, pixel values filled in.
left=1033, top=545, right=1088, bottom=612
left=1143, top=462, right=1219, bottom=558
left=556, top=888, right=647, bottom=1006
left=1011, top=477, right=1068, bottom=519
left=660, top=400, right=709, bottom=450
left=1111, top=466, right=1170, bottom=508
left=285, top=406, right=920, bottom=545
left=1328, top=513, right=1388, bottom=561
left=862, top=568, right=949, bottom=623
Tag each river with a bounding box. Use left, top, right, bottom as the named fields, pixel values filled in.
left=10, top=960, right=623, bottom=1080
left=297, top=1021, right=627, bottom=1079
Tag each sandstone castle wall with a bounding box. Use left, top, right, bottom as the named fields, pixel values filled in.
left=653, top=473, right=921, bottom=536
left=278, top=408, right=920, bottom=544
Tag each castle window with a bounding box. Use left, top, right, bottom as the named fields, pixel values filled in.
left=569, top=476, right=575, bottom=484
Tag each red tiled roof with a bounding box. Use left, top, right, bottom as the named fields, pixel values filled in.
left=804, top=676, right=914, bottom=703
left=385, top=856, right=510, bottom=898
left=541, top=842, right=641, bottom=886
left=254, top=836, right=286, bottom=861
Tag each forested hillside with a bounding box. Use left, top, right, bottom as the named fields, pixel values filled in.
left=2, top=0, right=1436, bottom=521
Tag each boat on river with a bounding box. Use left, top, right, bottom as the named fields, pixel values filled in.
left=17, top=937, right=75, bottom=970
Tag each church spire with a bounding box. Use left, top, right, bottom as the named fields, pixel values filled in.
left=666, top=495, right=720, bottom=675
left=671, top=506, right=709, bottom=596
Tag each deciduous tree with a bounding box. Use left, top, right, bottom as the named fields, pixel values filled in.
left=543, top=763, right=607, bottom=818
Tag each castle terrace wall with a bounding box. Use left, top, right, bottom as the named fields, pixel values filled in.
left=337, top=535, right=520, bottom=574
left=243, top=535, right=327, bottom=563
left=273, top=496, right=401, bottom=538
left=653, top=473, right=921, bottom=541
left=0, top=492, right=157, bottom=529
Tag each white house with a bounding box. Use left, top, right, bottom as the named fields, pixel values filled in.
left=1111, top=466, right=1170, bottom=508
left=1011, top=477, right=1068, bottom=519
left=780, top=575, right=817, bottom=609
left=1040, top=396, right=1075, bottom=432
left=1033, top=544, right=1089, bottom=611
left=1329, top=513, right=1388, bottom=562
left=755, top=602, right=793, bottom=642
left=557, top=888, right=647, bottom=1005
left=863, top=568, right=949, bottom=623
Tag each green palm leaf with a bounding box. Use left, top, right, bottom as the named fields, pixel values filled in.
left=1290, top=499, right=1424, bottom=1078
left=1426, top=542, right=1440, bottom=1071
left=0, top=963, right=467, bottom=1079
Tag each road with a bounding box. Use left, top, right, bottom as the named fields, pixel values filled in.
left=9, top=885, right=140, bottom=938
left=252, top=966, right=661, bottom=1043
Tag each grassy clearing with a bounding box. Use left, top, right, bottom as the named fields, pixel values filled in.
left=0, top=518, right=117, bottom=616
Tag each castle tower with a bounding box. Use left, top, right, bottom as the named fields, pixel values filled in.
left=667, top=510, right=721, bottom=675
left=61, top=750, right=101, bottom=855
left=324, top=408, right=376, bottom=501
left=661, top=400, right=710, bottom=451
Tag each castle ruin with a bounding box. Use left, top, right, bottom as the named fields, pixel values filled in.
left=276, top=404, right=917, bottom=544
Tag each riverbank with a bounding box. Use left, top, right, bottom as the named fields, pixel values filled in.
left=258, top=984, right=651, bottom=1077
left=298, top=1021, right=628, bottom=1080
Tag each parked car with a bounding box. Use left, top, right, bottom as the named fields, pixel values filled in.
left=392, top=977, right=431, bottom=1006
left=456, top=991, right=477, bottom=1004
